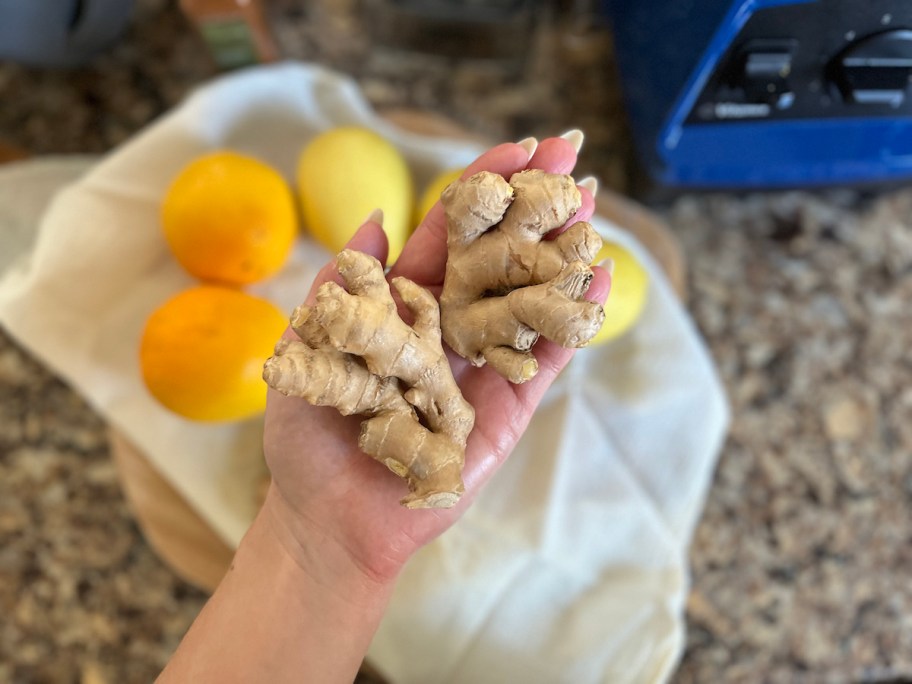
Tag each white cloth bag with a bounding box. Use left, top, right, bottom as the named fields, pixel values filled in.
left=0, top=63, right=728, bottom=684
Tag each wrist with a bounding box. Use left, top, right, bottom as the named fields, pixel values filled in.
left=257, top=481, right=401, bottom=593
left=159, top=483, right=397, bottom=683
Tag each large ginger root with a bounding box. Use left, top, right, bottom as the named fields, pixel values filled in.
left=262, top=249, right=475, bottom=509
left=439, top=169, right=605, bottom=383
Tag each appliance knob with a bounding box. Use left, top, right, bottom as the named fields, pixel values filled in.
left=833, top=29, right=912, bottom=106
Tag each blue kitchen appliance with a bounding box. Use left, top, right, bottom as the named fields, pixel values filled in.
left=602, top=0, right=912, bottom=187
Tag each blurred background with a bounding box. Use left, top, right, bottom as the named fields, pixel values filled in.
left=1, top=0, right=911, bottom=681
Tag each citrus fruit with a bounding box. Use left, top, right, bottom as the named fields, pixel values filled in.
left=297, top=127, right=413, bottom=263
left=140, top=285, right=287, bottom=421
left=414, top=167, right=463, bottom=226
left=161, top=151, right=297, bottom=286
left=589, top=240, right=649, bottom=345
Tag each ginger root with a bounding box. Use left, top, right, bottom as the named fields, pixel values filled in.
left=262, top=249, right=475, bottom=509
left=439, top=169, right=605, bottom=383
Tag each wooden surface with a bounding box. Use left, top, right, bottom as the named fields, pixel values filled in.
left=0, top=140, right=29, bottom=164
left=109, top=430, right=235, bottom=592
left=107, top=112, right=689, bottom=596
left=595, top=193, right=687, bottom=299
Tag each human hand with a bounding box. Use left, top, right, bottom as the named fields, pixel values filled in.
left=261, top=134, right=611, bottom=584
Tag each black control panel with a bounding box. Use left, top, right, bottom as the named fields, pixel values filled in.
left=687, top=0, right=912, bottom=123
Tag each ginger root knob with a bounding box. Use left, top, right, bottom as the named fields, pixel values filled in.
left=263, top=250, right=474, bottom=508
left=439, top=169, right=605, bottom=383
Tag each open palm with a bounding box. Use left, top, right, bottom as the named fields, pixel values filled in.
left=263, top=135, right=610, bottom=582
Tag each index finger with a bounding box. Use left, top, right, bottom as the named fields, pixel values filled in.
left=389, top=133, right=582, bottom=286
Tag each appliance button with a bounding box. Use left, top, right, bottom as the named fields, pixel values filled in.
left=834, top=29, right=912, bottom=106
left=740, top=47, right=794, bottom=106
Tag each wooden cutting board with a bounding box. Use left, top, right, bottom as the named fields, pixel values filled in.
left=106, top=110, right=688, bottom=594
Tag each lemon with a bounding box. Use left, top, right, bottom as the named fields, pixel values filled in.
left=590, top=240, right=649, bottom=345
left=161, top=151, right=297, bottom=286
left=414, top=168, right=464, bottom=226
left=140, top=285, right=288, bottom=422
left=297, top=127, right=414, bottom=263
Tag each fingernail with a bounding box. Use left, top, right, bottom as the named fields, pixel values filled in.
left=597, top=257, right=615, bottom=276
left=560, top=128, right=584, bottom=153
left=578, top=175, right=598, bottom=196
left=516, top=136, right=538, bottom=158
left=364, top=208, right=384, bottom=226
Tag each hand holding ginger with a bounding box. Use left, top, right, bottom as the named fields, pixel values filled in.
left=158, top=134, right=611, bottom=684
left=264, top=144, right=607, bottom=512
left=262, top=133, right=610, bottom=580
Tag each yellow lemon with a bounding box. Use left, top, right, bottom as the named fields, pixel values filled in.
left=140, top=285, right=288, bottom=422
left=590, top=240, right=649, bottom=345
left=414, top=167, right=464, bottom=226
left=297, top=127, right=414, bottom=263
left=162, top=151, right=297, bottom=286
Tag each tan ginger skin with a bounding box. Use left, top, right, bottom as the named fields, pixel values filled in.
left=439, top=169, right=605, bottom=383
left=263, top=169, right=604, bottom=508
left=263, top=249, right=474, bottom=509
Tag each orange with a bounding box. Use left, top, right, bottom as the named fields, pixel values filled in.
left=140, top=285, right=288, bottom=421
left=162, top=151, right=297, bottom=286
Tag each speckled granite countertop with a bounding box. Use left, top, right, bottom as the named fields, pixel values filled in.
left=1, top=1, right=911, bottom=681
